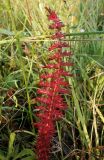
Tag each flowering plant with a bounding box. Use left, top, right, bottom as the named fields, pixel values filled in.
left=35, top=7, right=73, bottom=160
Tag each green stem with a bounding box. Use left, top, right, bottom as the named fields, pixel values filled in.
left=7, top=0, right=16, bottom=31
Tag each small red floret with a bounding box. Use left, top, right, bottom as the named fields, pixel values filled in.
left=51, top=31, right=65, bottom=39
left=49, top=21, right=64, bottom=30
left=49, top=42, right=69, bottom=51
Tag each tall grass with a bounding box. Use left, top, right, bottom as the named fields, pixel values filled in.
left=0, top=0, right=104, bottom=159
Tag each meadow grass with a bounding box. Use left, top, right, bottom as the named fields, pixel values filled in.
left=0, top=0, right=104, bottom=159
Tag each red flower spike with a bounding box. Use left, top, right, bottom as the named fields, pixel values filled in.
left=36, top=120, right=55, bottom=160
left=36, top=97, right=52, bottom=105
left=49, top=52, right=61, bottom=60
left=49, top=42, right=69, bottom=51
left=42, top=63, right=60, bottom=69
left=37, top=88, right=54, bottom=96
left=48, top=11, right=59, bottom=21
left=51, top=31, right=65, bottom=39
left=49, top=21, right=64, bottom=30
left=35, top=106, right=46, bottom=112
left=45, top=7, right=59, bottom=21
left=59, top=88, right=69, bottom=94
left=39, top=79, right=68, bottom=88
left=62, top=51, right=73, bottom=56
left=60, top=62, right=74, bottom=66
left=40, top=73, right=54, bottom=79
left=40, top=72, right=61, bottom=79
left=49, top=51, right=72, bottom=60
left=60, top=70, right=73, bottom=77
left=35, top=8, right=73, bottom=160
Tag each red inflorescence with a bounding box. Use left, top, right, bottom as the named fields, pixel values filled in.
left=49, top=21, right=64, bottom=30
left=35, top=7, right=73, bottom=160
left=46, top=7, right=59, bottom=21
left=51, top=31, right=65, bottom=39
left=48, top=42, right=69, bottom=51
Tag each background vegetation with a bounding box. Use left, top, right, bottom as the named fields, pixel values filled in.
left=0, top=0, right=104, bottom=159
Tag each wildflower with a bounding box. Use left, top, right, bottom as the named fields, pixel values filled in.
left=49, top=21, right=64, bottom=30
left=35, top=7, right=73, bottom=160
left=51, top=31, right=65, bottom=39
left=45, top=7, right=59, bottom=21
left=49, top=42, right=69, bottom=51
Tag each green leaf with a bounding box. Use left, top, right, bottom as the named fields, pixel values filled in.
left=20, top=156, right=35, bottom=160
left=7, top=132, right=16, bottom=158
left=13, top=149, right=35, bottom=160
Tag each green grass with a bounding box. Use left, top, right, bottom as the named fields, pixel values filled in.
left=0, top=0, right=104, bottom=160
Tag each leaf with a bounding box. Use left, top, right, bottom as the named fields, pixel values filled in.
left=13, top=149, right=35, bottom=160
left=20, top=156, right=35, bottom=160
left=13, top=95, right=18, bottom=107
left=95, top=105, right=104, bottom=123
left=7, top=132, right=16, bottom=158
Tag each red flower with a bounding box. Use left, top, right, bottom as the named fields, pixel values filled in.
left=49, top=42, right=69, bottom=51
left=48, top=11, right=59, bottom=21
left=60, top=62, right=74, bottom=66
left=35, top=8, right=73, bottom=160
left=45, top=7, right=59, bottom=21
left=35, top=120, right=55, bottom=160
left=62, top=51, right=72, bottom=56
left=49, top=21, right=64, bottom=30
left=42, top=63, right=60, bottom=69
left=51, top=31, right=65, bottom=39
